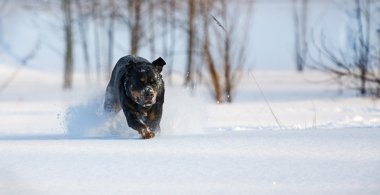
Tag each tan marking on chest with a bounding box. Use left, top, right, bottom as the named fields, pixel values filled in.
left=148, top=112, right=156, bottom=121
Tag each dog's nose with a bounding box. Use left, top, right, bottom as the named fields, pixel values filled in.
left=144, top=87, right=154, bottom=100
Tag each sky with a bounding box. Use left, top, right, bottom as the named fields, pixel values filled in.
left=0, top=0, right=351, bottom=74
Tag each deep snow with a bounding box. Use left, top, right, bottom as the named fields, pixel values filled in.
left=0, top=65, right=380, bottom=194
left=1, top=129, right=379, bottom=195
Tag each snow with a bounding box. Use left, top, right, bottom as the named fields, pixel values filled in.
left=1, top=129, right=379, bottom=195
left=0, top=65, right=380, bottom=194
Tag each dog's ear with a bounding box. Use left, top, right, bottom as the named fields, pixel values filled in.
left=152, top=57, right=166, bottom=73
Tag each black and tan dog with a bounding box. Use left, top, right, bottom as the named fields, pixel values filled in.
left=104, top=55, right=166, bottom=139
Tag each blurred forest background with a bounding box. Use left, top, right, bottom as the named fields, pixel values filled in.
left=1, top=0, right=380, bottom=103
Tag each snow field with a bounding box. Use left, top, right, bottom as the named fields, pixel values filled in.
left=0, top=129, right=379, bottom=194
left=0, top=66, right=379, bottom=194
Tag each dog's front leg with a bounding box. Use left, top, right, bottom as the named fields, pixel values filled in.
left=136, top=116, right=155, bottom=139
left=126, top=112, right=155, bottom=139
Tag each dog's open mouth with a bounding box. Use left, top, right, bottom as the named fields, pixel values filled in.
left=136, top=98, right=155, bottom=107
left=134, top=93, right=157, bottom=107
left=143, top=102, right=153, bottom=107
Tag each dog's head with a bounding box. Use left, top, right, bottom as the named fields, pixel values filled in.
left=124, top=57, right=166, bottom=107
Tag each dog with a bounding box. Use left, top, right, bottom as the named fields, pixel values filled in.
left=104, top=55, right=166, bottom=139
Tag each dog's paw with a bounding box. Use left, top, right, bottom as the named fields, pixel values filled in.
left=141, top=128, right=155, bottom=139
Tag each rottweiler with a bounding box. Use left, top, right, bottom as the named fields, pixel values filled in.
left=104, top=55, right=166, bottom=139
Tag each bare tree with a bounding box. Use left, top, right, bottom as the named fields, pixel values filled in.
left=107, top=0, right=116, bottom=77
left=184, top=0, right=196, bottom=87
left=128, top=0, right=142, bottom=55
left=3, top=0, right=257, bottom=99
left=63, top=0, right=74, bottom=89
left=376, top=28, right=380, bottom=96
left=207, top=0, right=252, bottom=103
left=355, top=0, right=370, bottom=95
left=311, top=0, right=380, bottom=96
left=161, top=0, right=177, bottom=85
left=200, top=0, right=223, bottom=103
left=75, top=0, right=91, bottom=84
left=220, top=0, right=233, bottom=103
left=148, top=1, right=156, bottom=60
left=92, top=1, right=102, bottom=83
left=293, top=0, right=308, bottom=72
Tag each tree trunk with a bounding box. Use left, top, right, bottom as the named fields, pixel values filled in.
left=220, top=0, right=232, bottom=103
left=107, top=0, right=116, bottom=78
left=75, top=0, right=90, bottom=85
left=92, top=1, right=101, bottom=83
left=293, top=0, right=308, bottom=72
left=167, top=0, right=177, bottom=86
left=184, top=0, right=195, bottom=86
left=300, top=0, right=308, bottom=71
left=162, top=0, right=169, bottom=71
left=148, top=1, right=156, bottom=60
left=63, top=0, right=74, bottom=89
left=205, top=47, right=223, bottom=103
left=355, top=0, right=370, bottom=95
left=130, top=0, right=141, bottom=55
left=201, top=0, right=223, bottom=103
left=224, top=34, right=232, bottom=103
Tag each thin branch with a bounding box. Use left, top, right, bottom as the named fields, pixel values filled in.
left=248, top=71, right=282, bottom=129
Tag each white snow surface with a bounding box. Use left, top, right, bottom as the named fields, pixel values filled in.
left=0, top=65, right=380, bottom=194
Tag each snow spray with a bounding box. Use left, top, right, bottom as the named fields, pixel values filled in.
left=64, top=87, right=207, bottom=138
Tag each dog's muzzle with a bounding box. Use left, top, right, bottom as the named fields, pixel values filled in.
left=141, top=87, right=156, bottom=107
